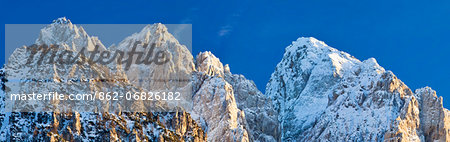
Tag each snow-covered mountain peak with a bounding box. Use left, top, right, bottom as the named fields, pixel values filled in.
left=281, top=37, right=388, bottom=79
left=286, top=37, right=330, bottom=54
left=292, top=37, right=328, bottom=47
left=52, top=17, right=72, bottom=24
left=278, top=37, right=362, bottom=79
left=141, top=23, right=168, bottom=34
left=266, top=36, right=450, bottom=141
left=111, top=23, right=182, bottom=55
left=195, top=51, right=225, bottom=77
left=136, top=23, right=167, bottom=39
left=36, top=17, right=105, bottom=51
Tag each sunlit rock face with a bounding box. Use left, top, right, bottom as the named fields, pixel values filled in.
left=0, top=18, right=280, bottom=141
left=266, top=37, right=450, bottom=141
left=191, top=51, right=280, bottom=141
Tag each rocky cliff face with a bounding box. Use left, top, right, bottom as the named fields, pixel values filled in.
left=265, top=37, right=450, bottom=141
left=192, top=51, right=280, bottom=141
left=0, top=111, right=206, bottom=141
left=0, top=18, right=279, bottom=141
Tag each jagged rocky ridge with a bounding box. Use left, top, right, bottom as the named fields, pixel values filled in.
left=1, top=17, right=449, bottom=142
left=192, top=51, right=280, bottom=141
left=0, top=17, right=206, bottom=141
left=265, top=37, right=450, bottom=141
left=0, top=17, right=279, bottom=141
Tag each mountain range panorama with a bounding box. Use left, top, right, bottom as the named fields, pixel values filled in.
left=0, top=17, right=448, bottom=142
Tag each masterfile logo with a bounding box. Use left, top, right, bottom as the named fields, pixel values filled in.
left=3, top=23, right=193, bottom=112
left=25, top=41, right=170, bottom=71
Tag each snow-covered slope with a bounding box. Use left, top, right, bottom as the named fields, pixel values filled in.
left=266, top=37, right=450, bottom=141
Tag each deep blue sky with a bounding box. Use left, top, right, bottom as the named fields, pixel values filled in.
left=1, top=0, right=449, bottom=107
